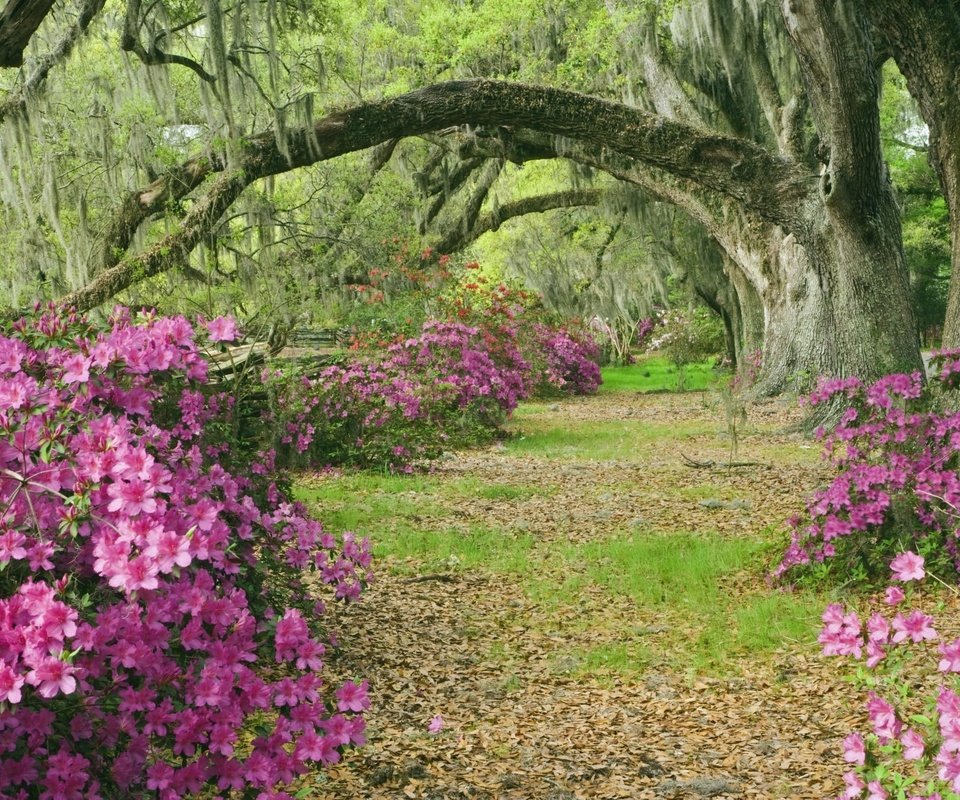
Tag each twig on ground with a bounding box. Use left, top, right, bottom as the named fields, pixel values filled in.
left=681, top=454, right=766, bottom=469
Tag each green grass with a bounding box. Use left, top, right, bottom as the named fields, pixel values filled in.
left=293, top=370, right=823, bottom=678
left=374, top=525, right=535, bottom=573
left=505, top=419, right=712, bottom=460
left=547, top=533, right=823, bottom=673
left=574, top=533, right=760, bottom=607
left=600, top=355, right=722, bottom=394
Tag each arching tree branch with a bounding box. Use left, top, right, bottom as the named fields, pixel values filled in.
left=65, top=78, right=812, bottom=312
left=0, top=0, right=56, bottom=67
left=434, top=187, right=605, bottom=254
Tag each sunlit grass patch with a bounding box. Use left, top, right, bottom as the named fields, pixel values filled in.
left=442, top=476, right=557, bottom=501
left=374, top=525, right=534, bottom=574
left=600, top=356, right=722, bottom=394
left=575, top=533, right=760, bottom=607
left=545, top=533, right=824, bottom=675
left=504, top=419, right=713, bottom=460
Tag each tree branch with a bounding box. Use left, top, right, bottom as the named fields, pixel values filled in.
left=434, top=187, right=604, bottom=254
left=121, top=0, right=215, bottom=82
left=66, top=78, right=810, bottom=311
left=0, top=0, right=105, bottom=122
left=0, top=0, right=56, bottom=67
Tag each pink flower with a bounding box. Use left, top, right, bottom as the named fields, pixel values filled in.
left=842, top=732, right=865, bottom=765
left=206, top=316, right=240, bottom=342
left=866, top=613, right=890, bottom=643
left=866, top=780, right=888, bottom=800
left=428, top=715, right=444, bottom=734
left=60, top=353, right=91, bottom=384
left=891, top=610, right=937, bottom=644
left=940, top=638, right=960, bottom=672
left=0, top=664, right=25, bottom=703
left=890, top=551, right=925, bottom=582
left=842, top=770, right=865, bottom=799
left=27, top=658, right=76, bottom=698
left=901, top=728, right=924, bottom=760
left=884, top=586, right=905, bottom=605
left=335, top=679, right=369, bottom=713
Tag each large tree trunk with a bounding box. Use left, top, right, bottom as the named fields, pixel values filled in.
left=869, top=0, right=960, bottom=347
left=778, top=0, right=922, bottom=383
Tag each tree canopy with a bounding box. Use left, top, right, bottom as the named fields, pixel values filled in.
left=0, top=0, right=957, bottom=390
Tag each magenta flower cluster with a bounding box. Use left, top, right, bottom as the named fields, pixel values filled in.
left=775, top=355, right=960, bottom=582
left=269, top=318, right=601, bottom=470
left=530, top=324, right=602, bottom=396
left=0, top=306, right=370, bottom=798
left=821, top=552, right=960, bottom=799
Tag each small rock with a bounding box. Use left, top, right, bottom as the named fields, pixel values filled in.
left=403, top=760, right=426, bottom=780
left=698, top=498, right=725, bottom=509
left=548, top=403, right=561, bottom=412
left=657, top=777, right=738, bottom=797
left=638, top=755, right=666, bottom=777
left=687, top=777, right=738, bottom=796
left=366, top=765, right=395, bottom=787
left=439, top=451, right=457, bottom=462
left=499, top=774, right=523, bottom=789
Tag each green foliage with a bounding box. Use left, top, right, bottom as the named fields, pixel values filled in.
left=880, top=61, right=950, bottom=343
left=650, top=307, right=725, bottom=390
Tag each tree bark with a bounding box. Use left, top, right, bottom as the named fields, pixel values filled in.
left=0, top=0, right=56, bottom=67
left=869, top=0, right=960, bottom=347
left=0, top=0, right=105, bottom=123
left=778, top=0, right=922, bottom=384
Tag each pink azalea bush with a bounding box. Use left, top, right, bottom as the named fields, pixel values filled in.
left=530, top=324, right=602, bottom=396
left=821, top=551, right=960, bottom=800
left=269, top=315, right=601, bottom=471
left=776, top=352, right=960, bottom=583
left=0, top=306, right=371, bottom=798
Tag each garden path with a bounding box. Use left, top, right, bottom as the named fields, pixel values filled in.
left=306, top=388, right=858, bottom=799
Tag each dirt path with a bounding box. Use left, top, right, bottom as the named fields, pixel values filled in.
left=310, top=391, right=858, bottom=799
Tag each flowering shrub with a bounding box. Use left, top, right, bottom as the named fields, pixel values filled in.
left=530, top=324, right=602, bottom=396
left=0, top=306, right=371, bottom=798
left=269, top=320, right=531, bottom=471
left=820, top=551, right=960, bottom=800
left=775, top=353, right=960, bottom=583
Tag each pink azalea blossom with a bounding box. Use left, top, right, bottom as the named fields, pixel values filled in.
left=891, top=610, right=937, bottom=644
left=428, top=714, right=444, bottom=734
left=843, top=732, right=865, bottom=765
left=866, top=780, right=888, bottom=800
left=890, top=551, right=925, bottom=582
left=901, top=728, right=925, bottom=760
left=0, top=664, right=25, bottom=703
left=842, top=771, right=865, bottom=799
left=940, top=638, right=960, bottom=672
left=335, top=680, right=370, bottom=713
left=205, top=316, right=240, bottom=342
left=884, top=586, right=905, bottom=605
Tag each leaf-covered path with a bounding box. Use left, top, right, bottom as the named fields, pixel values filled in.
left=303, top=389, right=858, bottom=799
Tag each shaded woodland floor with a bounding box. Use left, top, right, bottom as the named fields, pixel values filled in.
left=298, top=384, right=861, bottom=799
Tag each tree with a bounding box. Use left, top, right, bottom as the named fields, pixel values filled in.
left=0, top=0, right=929, bottom=393
left=869, top=0, right=960, bottom=347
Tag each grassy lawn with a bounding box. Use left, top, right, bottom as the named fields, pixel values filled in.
left=600, top=354, right=722, bottom=393
left=296, top=362, right=825, bottom=678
